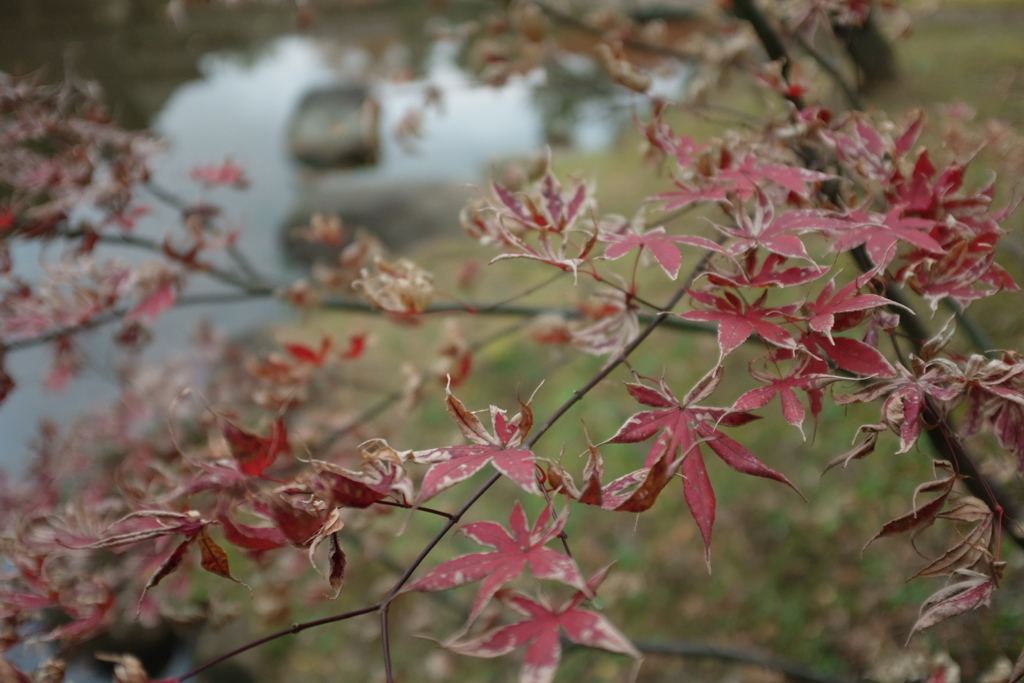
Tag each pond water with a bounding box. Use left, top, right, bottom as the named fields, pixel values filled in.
left=0, top=3, right=686, bottom=473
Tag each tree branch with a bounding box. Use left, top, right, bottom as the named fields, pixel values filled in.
left=175, top=604, right=381, bottom=682
left=849, top=246, right=1024, bottom=551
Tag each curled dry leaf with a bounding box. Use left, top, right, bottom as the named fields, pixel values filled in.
left=197, top=527, right=250, bottom=592
left=913, top=497, right=994, bottom=578
left=328, top=532, right=346, bottom=598
left=95, top=654, right=148, bottom=683
left=907, top=570, right=996, bottom=644
left=354, top=257, right=433, bottom=314
left=863, top=464, right=957, bottom=553
left=596, top=42, right=652, bottom=93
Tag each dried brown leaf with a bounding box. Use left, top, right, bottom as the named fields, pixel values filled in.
left=197, top=527, right=247, bottom=591
left=328, top=532, right=347, bottom=598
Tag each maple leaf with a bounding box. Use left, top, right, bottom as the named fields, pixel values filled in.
left=802, top=331, right=896, bottom=378
left=863, top=464, right=957, bottom=552
left=569, top=287, right=641, bottom=359
left=85, top=511, right=247, bottom=606
left=217, top=511, right=287, bottom=553
left=127, top=280, right=177, bottom=323
left=803, top=272, right=904, bottom=343
left=712, top=193, right=840, bottom=260
left=412, top=383, right=541, bottom=503
left=733, top=358, right=844, bottom=437
left=188, top=158, right=249, bottom=189
left=915, top=497, right=995, bottom=579
left=404, top=502, right=586, bottom=623
left=491, top=169, right=589, bottom=235
left=654, top=181, right=729, bottom=211
left=221, top=416, right=289, bottom=477
left=834, top=366, right=960, bottom=451
left=706, top=251, right=829, bottom=289
left=827, top=207, right=941, bottom=268
left=714, top=155, right=834, bottom=201
left=310, top=441, right=414, bottom=509
left=600, top=225, right=691, bottom=279
left=445, top=566, right=640, bottom=683
left=907, top=569, right=997, bottom=644
left=477, top=170, right=597, bottom=281
left=283, top=336, right=332, bottom=366
left=604, top=367, right=800, bottom=568
left=678, top=288, right=798, bottom=360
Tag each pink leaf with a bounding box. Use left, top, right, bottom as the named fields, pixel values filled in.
left=681, top=449, right=715, bottom=572
left=907, top=573, right=995, bottom=643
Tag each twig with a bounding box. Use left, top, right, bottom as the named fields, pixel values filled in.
left=373, top=501, right=454, bottom=520
left=175, top=604, right=381, bottom=682
left=3, top=290, right=272, bottom=352
left=307, top=393, right=401, bottom=459
left=792, top=32, right=862, bottom=110
left=729, top=0, right=806, bottom=110
left=54, top=227, right=272, bottom=292
left=144, top=180, right=271, bottom=285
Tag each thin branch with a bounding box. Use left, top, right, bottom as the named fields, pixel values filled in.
left=792, top=32, right=862, bottom=110
left=3, top=290, right=274, bottom=352
left=176, top=604, right=381, bottom=682
left=534, top=1, right=696, bottom=62
left=730, top=0, right=806, bottom=109
left=373, top=500, right=454, bottom=520
left=308, top=393, right=401, bottom=459
left=144, top=180, right=271, bottom=285
left=380, top=605, right=394, bottom=683
left=53, top=227, right=272, bottom=292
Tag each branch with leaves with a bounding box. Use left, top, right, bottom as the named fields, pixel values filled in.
left=2, top=2, right=1024, bottom=683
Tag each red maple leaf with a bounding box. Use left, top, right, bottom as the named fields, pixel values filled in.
left=678, top=288, right=798, bottom=360
left=715, top=155, right=834, bottom=200
left=601, top=225, right=692, bottom=279
left=706, top=251, right=829, bottom=289
left=605, top=367, right=800, bottom=568
left=445, top=566, right=640, bottom=683
left=802, top=331, right=897, bottom=378
left=404, top=502, right=586, bottom=622
left=412, top=383, right=540, bottom=503
left=491, top=169, right=588, bottom=234
left=189, top=158, right=249, bottom=189
left=908, top=570, right=996, bottom=644
left=733, top=358, right=844, bottom=437
left=803, top=272, right=901, bottom=342
left=310, top=445, right=414, bottom=508
left=128, top=280, right=178, bottom=323
left=828, top=207, right=942, bottom=268
left=284, top=336, right=332, bottom=366
left=222, top=416, right=289, bottom=478
left=712, top=193, right=845, bottom=260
